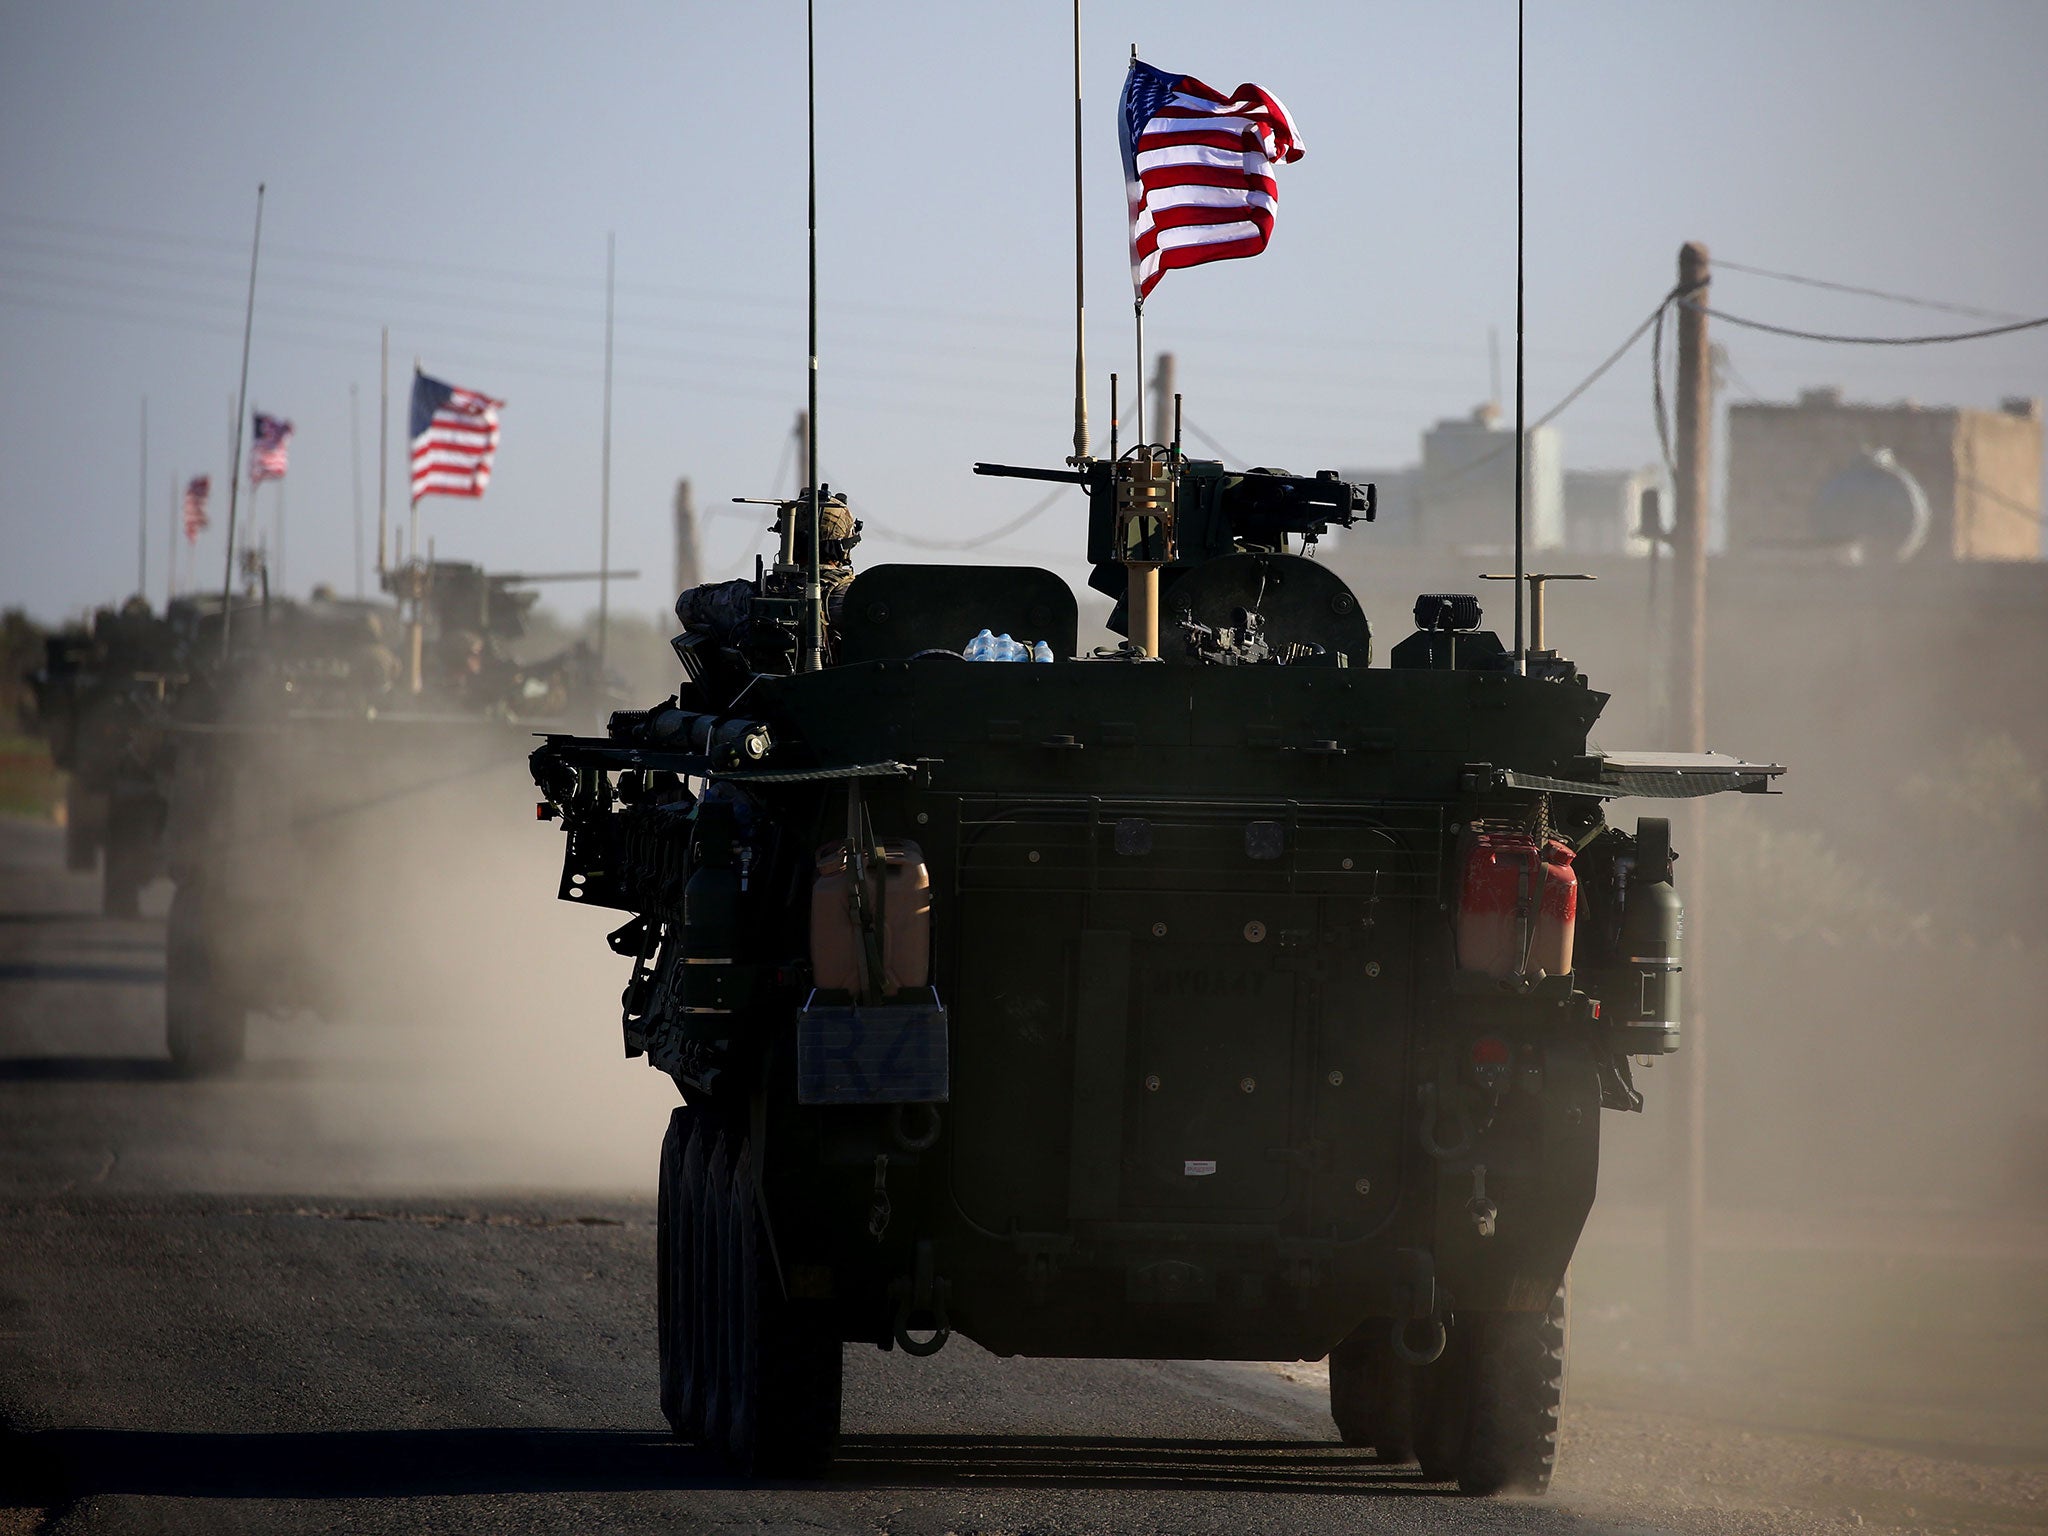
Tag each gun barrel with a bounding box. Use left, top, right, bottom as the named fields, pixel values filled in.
left=972, top=463, right=1090, bottom=486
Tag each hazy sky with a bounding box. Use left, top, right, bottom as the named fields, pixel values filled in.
left=3, top=0, right=2044, bottom=623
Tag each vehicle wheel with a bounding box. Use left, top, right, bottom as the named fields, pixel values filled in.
left=1413, top=1316, right=1472, bottom=1483
left=675, top=1122, right=716, bottom=1441
left=102, top=798, right=151, bottom=919
left=1330, top=1329, right=1416, bottom=1463
left=1457, top=1281, right=1568, bottom=1497
left=695, top=1132, right=733, bottom=1455
left=63, top=784, right=100, bottom=873
left=164, top=886, right=246, bottom=1076
left=723, top=1135, right=842, bottom=1476
left=656, top=1107, right=697, bottom=1435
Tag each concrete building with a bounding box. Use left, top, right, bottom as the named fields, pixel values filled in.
left=1725, top=389, right=2043, bottom=563
left=1563, top=466, right=1663, bottom=557
left=1415, top=405, right=1563, bottom=554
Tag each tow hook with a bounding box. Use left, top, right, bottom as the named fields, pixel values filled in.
left=1391, top=1312, right=1448, bottom=1366
left=1466, top=1162, right=1498, bottom=1238
left=890, top=1240, right=952, bottom=1357
left=1388, top=1246, right=1448, bottom=1365
left=1418, top=1083, right=1475, bottom=1161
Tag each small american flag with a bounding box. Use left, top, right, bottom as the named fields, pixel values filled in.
left=249, top=412, right=293, bottom=483
left=1120, top=59, right=1305, bottom=302
left=410, top=371, right=503, bottom=504
left=182, top=475, right=210, bottom=543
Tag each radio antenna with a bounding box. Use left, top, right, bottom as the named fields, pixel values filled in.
left=801, top=0, right=824, bottom=672
left=1069, top=0, right=1089, bottom=463
left=1511, top=0, right=1527, bottom=672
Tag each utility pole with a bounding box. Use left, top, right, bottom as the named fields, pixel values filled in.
left=598, top=231, right=615, bottom=677
left=1667, top=240, right=1712, bottom=1347
left=1150, top=352, right=1175, bottom=449
left=137, top=397, right=149, bottom=599
left=167, top=471, right=178, bottom=605
left=350, top=383, right=365, bottom=598
left=673, top=478, right=699, bottom=598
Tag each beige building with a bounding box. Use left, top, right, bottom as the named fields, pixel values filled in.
left=1726, top=389, right=2043, bottom=562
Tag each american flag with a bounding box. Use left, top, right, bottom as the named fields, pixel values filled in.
left=410, top=371, right=503, bottom=504
left=182, top=475, right=210, bottom=543
left=1119, top=59, right=1305, bottom=302
left=249, top=412, right=293, bottom=482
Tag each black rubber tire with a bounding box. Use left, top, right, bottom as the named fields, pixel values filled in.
left=163, top=886, right=246, bottom=1076
left=722, top=1136, right=843, bottom=1477
left=1329, top=1329, right=1416, bottom=1463
left=63, top=784, right=101, bottom=873
left=673, top=1113, right=710, bottom=1436
left=656, top=1107, right=699, bottom=1436
left=101, top=798, right=151, bottom=919
left=1457, top=1281, right=1568, bottom=1497
left=1413, top=1317, right=1472, bottom=1483
left=695, top=1133, right=733, bottom=1456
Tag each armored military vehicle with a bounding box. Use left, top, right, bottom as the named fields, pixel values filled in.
left=528, top=442, right=1781, bottom=1490
left=158, top=564, right=622, bottom=1074
left=26, top=597, right=188, bottom=917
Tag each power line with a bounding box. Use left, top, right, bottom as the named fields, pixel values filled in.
left=1685, top=301, right=2048, bottom=347
left=1714, top=258, right=2030, bottom=324
left=863, top=483, right=1075, bottom=552
left=1180, top=418, right=1247, bottom=467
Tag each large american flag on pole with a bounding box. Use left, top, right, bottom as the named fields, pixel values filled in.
left=249, top=412, right=293, bottom=482
left=1119, top=59, right=1305, bottom=302
left=182, top=475, right=209, bottom=543
left=410, top=371, right=503, bottom=504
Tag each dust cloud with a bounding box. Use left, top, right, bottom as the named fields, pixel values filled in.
left=192, top=681, right=679, bottom=1198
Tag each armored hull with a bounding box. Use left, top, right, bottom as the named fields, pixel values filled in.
left=534, top=551, right=1779, bottom=1484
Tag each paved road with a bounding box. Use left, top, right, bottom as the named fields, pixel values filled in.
left=0, top=816, right=2012, bottom=1534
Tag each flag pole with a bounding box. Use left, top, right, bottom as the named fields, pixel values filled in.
left=1070, top=0, right=1088, bottom=463
left=599, top=230, right=614, bottom=679
left=1511, top=0, right=1526, bottom=673
left=801, top=0, right=823, bottom=673
left=220, top=183, right=264, bottom=657
left=409, top=359, right=424, bottom=695
left=351, top=382, right=364, bottom=598
left=166, top=471, right=177, bottom=605
left=1129, top=44, right=1144, bottom=450
left=376, top=327, right=388, bottom=582
left=137, top=396, right=148, bottom=600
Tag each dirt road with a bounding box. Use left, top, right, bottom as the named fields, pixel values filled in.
left=1, top=816, right=2041, bottom=1534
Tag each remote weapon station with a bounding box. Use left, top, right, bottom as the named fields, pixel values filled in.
left=529, top=23, right=1781, bottom=1496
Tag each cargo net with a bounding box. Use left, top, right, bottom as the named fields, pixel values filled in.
left=951, top=795, right=1443, bottom=901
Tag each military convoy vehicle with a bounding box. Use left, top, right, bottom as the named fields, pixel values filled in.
left=157, top=564, right=615, bottom=1074
left=529, top=442, right=1781, bottom=1490
left=25, top=597, right=191, bottom=917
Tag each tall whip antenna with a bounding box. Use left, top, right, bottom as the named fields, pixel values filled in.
left=802, top=0, right=824, bottom=672
left=1511, top=0, right=1526, bottom=671
left=1070, top=0, right=1088, bottom=462
left=220, top=182, right=265, bottom=657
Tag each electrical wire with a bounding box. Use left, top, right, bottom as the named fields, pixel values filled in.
left=1416, top=284, right=1690, bottom=492
left=1683, top=300, right=2048, bottom=347
left=1180, top=418, right=1247, bottom=468
left=1713, top=258, right=2030, bottom=324
left=1650, top=298, right=1677, bottom=478
left=863, top=483, right=1075, bottom=552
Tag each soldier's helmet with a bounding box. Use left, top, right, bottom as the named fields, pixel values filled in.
left=776, top=490, right=862, bottom=566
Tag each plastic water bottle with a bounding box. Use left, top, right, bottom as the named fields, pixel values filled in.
left=963, top=628, right=995, bottom=661
left=1032, top=640, right=1054, bottom=663
left=995, top=633, right=1023, bottom=662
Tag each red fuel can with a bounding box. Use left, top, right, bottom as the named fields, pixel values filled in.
left=1455, top=826, right=1578, bottom=981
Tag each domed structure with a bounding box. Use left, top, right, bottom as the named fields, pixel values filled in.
left=1808, top=446, right=1931, bottom=563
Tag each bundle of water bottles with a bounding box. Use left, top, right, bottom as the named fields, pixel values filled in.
left=961, top=629, right=1055, bottom=663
